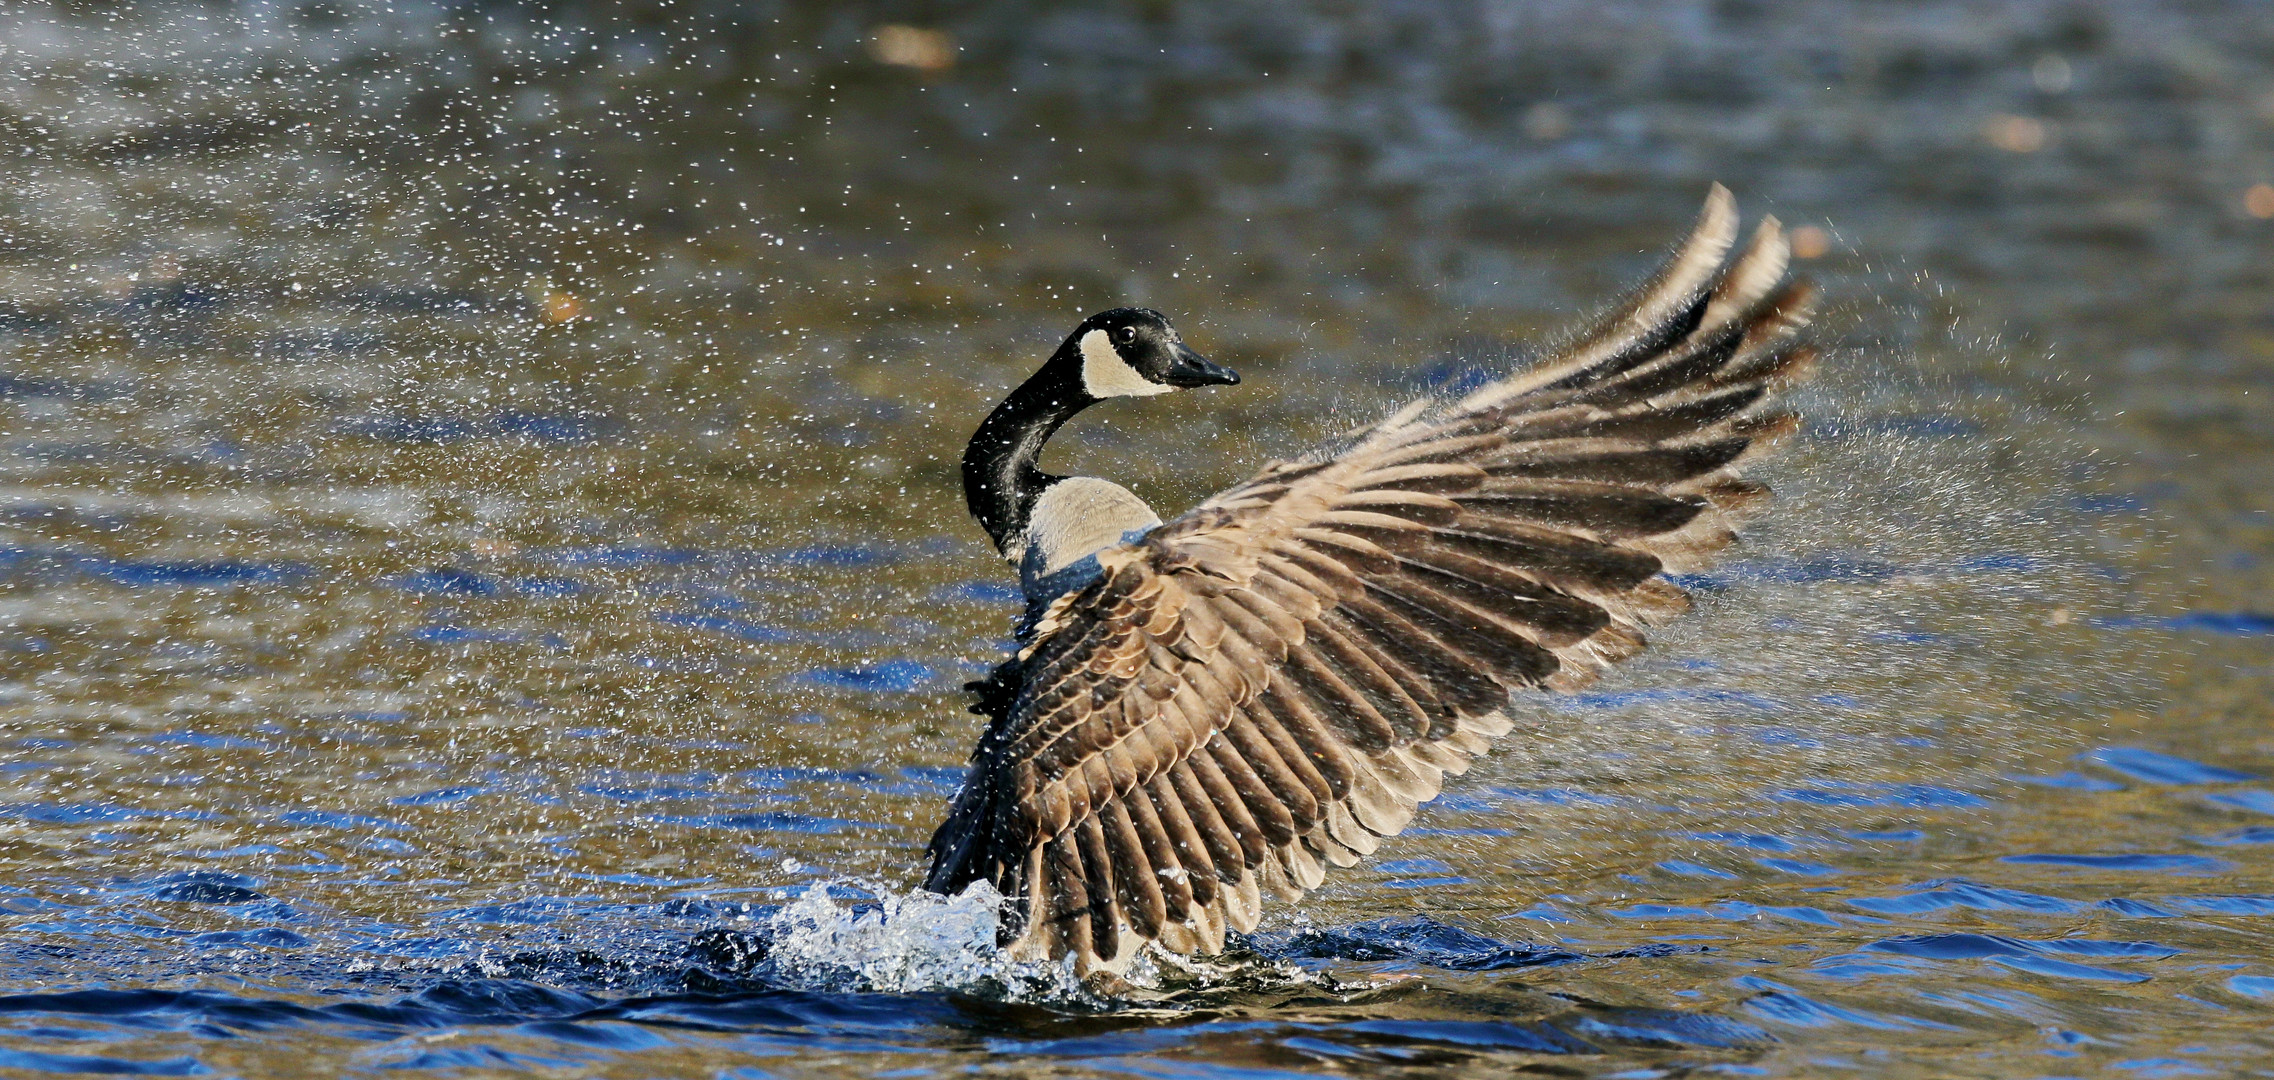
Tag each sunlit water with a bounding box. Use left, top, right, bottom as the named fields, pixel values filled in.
left=2, top=2, right=2271, bottom=1076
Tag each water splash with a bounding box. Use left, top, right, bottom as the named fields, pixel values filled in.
left=745, top=880, right=1091, bottom=1000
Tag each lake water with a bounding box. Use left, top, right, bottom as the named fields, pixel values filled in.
left=2, top=2, right=2271, bottom=1076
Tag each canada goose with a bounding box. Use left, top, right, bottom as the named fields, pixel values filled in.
left=924, top=185, right=1817, bottom=975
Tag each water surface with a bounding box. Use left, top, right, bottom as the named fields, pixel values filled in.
left=2, top=2, right=2271, bottom=1076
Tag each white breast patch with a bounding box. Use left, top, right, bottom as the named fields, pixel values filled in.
left=1022, top=476, right=1162, bottom=574
left=1079, top=329, right=1172, bottom=398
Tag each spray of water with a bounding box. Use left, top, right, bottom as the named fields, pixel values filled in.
left=751, top=880, right=1095, bottom=999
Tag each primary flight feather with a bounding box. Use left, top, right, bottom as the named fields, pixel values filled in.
left=925, top=185, right=1817, bottom=974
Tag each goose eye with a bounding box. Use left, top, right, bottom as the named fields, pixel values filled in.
left=1120, top=326, right=1137, bottom=343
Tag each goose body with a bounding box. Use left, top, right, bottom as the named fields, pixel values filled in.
left=925, top=186, right=1818, bottom=974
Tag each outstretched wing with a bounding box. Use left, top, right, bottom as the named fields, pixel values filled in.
left=925, top=185, right=1817, bottom=972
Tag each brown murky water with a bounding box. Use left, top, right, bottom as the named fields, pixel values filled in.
left=1, top=2, right=2270, bottom=1077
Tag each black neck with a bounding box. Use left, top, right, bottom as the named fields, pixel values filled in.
left=962, top=349, right=1095, bottom=554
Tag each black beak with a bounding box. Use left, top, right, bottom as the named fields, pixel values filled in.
left=1162, top=345, right=1240, bottom=388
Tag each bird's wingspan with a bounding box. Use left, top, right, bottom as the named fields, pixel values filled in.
left=925, top=184, right=1818, bottom=972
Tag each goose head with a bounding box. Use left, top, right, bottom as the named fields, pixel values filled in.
left=1065, top=307, right=1239, bottom=400
left=961, top=307, right=1239, bottom=560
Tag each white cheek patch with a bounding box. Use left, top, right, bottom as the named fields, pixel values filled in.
left=1079, top=329, right=1172, bottom=398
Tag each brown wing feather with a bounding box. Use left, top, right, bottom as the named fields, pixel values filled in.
left=925, top=184, right=1818, bottom=974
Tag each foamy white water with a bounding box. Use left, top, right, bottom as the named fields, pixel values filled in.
left=756, top=880, right=1093, bottom=998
